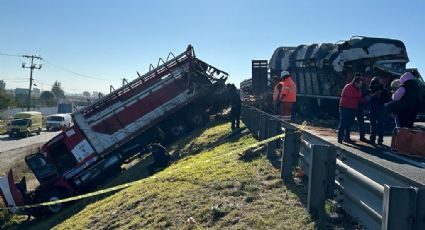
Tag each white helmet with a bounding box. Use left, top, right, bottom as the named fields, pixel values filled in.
left=391, top=79, right=400, bottom=89
left=280, top=70, right=290, bottom=78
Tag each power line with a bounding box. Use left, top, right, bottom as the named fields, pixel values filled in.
left=0, top=52, right=22, bottom=57
left=44, top=60, right=113, bottom=81
left=1, top=50, right=116, bottom=81
left=0, top=78, right=28, bottom=81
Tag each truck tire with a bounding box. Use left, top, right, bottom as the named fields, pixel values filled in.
left=186, top=112, right=207, bottom=129
left=37, top=128, right=41, bottom=135
left=163, top=120, right=188, bottom=141
left=38, top=189, right=69, bottom=216
left=296, top=98, right=317, bottom=118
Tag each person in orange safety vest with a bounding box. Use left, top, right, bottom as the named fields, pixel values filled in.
left=272, top=70, right=296, bottom=121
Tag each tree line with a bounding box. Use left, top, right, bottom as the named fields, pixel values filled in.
left=0, top=80, right=67, bottom=110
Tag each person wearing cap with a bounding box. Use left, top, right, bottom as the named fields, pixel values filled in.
left=390, top=79, right=400, bottom=94
left=272, top=70, right=296, bottom=120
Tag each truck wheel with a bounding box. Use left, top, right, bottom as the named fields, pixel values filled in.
left=187, top=113, right=207, bottom=129
left=25, top=131, right=30, bottom=138
left=170, top=122, right=186, bottom=137
left=296, top=98, right=317, bottom=119
left=39, top=189, right=68, bottom=216
left=37, top=128, right=41, bottom=135
left=163, top=120, right=187, bottom=141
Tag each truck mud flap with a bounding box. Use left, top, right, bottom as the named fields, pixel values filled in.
left=0, top=170, right=25, bottom=213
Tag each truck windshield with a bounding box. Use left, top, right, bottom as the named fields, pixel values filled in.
left=375, top=61, right=407, bottom=75
left=25, top=154, right=58, bottom=183
left=11, top=119, right=29, bottom=126
left=47, top=116, right=65, bottom=121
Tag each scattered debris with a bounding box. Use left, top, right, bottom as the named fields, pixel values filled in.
left=238, top=144, right=266, bottom=161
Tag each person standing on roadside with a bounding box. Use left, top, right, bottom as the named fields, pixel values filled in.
left=367, top=77, right=391, bottom=145
left=229, top=84, right=242, bottom=130
left=388, top=72, right=422, bottom=128
left=354, top=73, right=367, bottom=142
left=273, top=70, right=296, bottom=121
left=338, top=77, right=365, bottom=144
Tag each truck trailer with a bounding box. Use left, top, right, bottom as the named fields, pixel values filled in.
left=245, top=36, right=424, bottom=117
left=0, top=45, right=229, bottom=217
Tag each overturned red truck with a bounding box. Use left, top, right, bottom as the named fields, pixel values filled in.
left=0, top=45, right=229, bottom=217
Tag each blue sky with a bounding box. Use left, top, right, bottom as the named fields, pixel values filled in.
left=1, top=0, right=424, bottom=94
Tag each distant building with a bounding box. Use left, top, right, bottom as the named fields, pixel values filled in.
left=15, top=88, right=29, bottom=102
left=15, top=88, right=28, bottom=95
left=32, top=88, right=41, bottom=97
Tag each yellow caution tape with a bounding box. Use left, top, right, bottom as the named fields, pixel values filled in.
left=1, top=122, right=306, bottom=211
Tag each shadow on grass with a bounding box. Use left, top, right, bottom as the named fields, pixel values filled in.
left=169, top=120, right=241, bottom=159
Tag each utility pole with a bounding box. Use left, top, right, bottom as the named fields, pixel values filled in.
left=22, top=55, right=43, bottom=111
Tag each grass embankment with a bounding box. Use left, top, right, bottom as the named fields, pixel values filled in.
left=10, top=121, right=315, bottom=229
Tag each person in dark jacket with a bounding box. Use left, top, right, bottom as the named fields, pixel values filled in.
left=338, top=77, right=365, bottom=144
left=148, top=143, right=171, bottom=174
left=228, top=84, right=241, bottom=130
left=388, top=72, right=422, bottom=128
left=367, top=77, right=391, bottom=145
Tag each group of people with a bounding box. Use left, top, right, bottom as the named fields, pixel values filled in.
left=338, top=71, right=422, bottom=145
left=230, top=69, right=422, bottom=145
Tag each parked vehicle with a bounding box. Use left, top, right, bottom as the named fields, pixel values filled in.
left=57, top=100, right=74, bottom=114
left=0, top=45, right=229, bottom=217
left=7, top=111, right=42, bottom=137
left=46, top=114, right=73, bottom=131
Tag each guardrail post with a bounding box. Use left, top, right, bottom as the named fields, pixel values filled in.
left=241, top=105, right=246, bottom=123
left=267, top=119, right=283, bottom=160
left=414, top=188, right=425, bottom=230
left=281, top=127, right=301, bottom=184
left=251, top=109, right=260, bottom=138
left=247, top=107, right=253, bottom=131
left=258, top=113, right=269, bottom=141
left=382, top=185, right=417, bottom=230
left=307, top=144, right=336, bottom=219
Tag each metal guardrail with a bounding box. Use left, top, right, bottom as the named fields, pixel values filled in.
left=241, top=105, right=425, bottom=230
